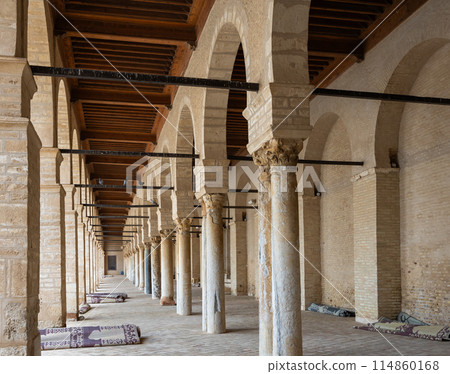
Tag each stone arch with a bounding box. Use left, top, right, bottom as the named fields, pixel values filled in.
left=374, top=38, right=450, bottom=168
left=28, top=0, right=56, bottom=147
left=303, top=113, right=354, bottom=309
left=375, top=40, right=450, bottom=324
left=202, top=21, right=249, bottom=161
left=57, top=79, right=72, bottom=184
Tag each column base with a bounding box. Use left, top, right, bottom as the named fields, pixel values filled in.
left=160, top=297, right=176, bottom=306
left=66, top=313, right=78, bottom=322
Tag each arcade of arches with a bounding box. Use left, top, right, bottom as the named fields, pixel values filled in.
left=0, top=0, right=449, bottom=356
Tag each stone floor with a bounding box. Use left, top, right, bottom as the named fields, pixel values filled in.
left=43, top=276, right=449, bottom=356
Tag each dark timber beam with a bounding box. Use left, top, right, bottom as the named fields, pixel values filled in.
left=70, top=88, right=172, bottom=107
left=81, top=131, right=156, bottom=144
left=83, top=204, right=158, bottom=208
left=30, top=66, right=260, bottom=92
left=53, top=17, right=197, bottom=46
left=76, top=184, right=174, bottom=191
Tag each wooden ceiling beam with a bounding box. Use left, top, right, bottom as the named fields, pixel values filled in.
left=82, top=130, right=156, bottom=144
left=54, top=17, right=197, bottom=47
left=71, top=88, right=171, bottom=107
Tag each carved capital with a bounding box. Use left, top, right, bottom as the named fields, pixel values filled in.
left=159, top=229, right=172, bottom=239
left=175, top=218, right=192, bottom=234
left=254, top=138, right=302, bottom=167
left=150, top=236, right=161, bottom=247
left=202, top=193, right=225, bottom=224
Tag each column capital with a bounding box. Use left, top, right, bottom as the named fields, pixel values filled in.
left=159, top=229, right=172, bottom=239
left=175, top=218, right=192, bottom=234
left=253, top=138, right=302, bottom=167
left=150, top=235, right=162, bottom=246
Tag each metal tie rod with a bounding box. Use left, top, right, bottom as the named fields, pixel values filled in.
left=313, top=88, right=450, bottom=106
left=62, top=149, right=363, bottom=166
left=83, top=203, right=158, bottom=208
left=30, top=66, right=260, bottom=92
left=76, top=184, right=173, bottom=190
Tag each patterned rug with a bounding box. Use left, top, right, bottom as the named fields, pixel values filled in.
left=353, top=319, right=450, bottom=341
left=40, top=324, right=141, bottom=350
left=307, top=303, right=356, bottom=317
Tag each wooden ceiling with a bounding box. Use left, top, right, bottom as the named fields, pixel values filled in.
left=51, top=0, right=427, bottom=233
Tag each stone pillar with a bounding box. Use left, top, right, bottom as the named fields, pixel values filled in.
left=265, top=139, right=303, bottom=356
left=160, top=230, right=175, bottom=305
left=176, top=218, right=192, bottom=316
left=0, top=55, right=40, bottom=354
left=150, top=236, right=161, bottom=299
left=77, top=213, right=86, bottom=305
left=39, top=148, right=66, bottom=328
left=191, top=232, right=201, bottom=283
left=138, top=245, right=145, bottom=290
left=134, top=250, right=139, bottom=288
left=353, top=168, right=401, bottom=322
left=254, top=161, right=272, bottom=356
left=144, top=243, right=151, bottom=295
left=84, top=228, right=91, bottom=295
left=200, top=203, right=208, bottom=331
left=203, top=194, right=226, bottom=334
left=63, top=185, right=79, bottom=321
left=229, top=219, right=247, bottom=296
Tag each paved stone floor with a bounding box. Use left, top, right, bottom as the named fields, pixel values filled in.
left=43, top=276, right=449, bottom=356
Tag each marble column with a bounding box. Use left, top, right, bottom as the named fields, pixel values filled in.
left=139, top=245, right=145, bottom=290
left=254, top=160, right=273, bottom=355
left=150, top=236, right=162, bottom=299
left=191, top=233, right=201, bottom=283
left=200, top=203, right=208, bottom=331
left=134, top=250, right=139, bottom=287
left=77, top=215, right=86, bottom=305
left=176, top=218, right=193, bottom=316
left=144, top=243, right=152, bottom=295
left=265, top=139, right=303, bottom=356
left=160, top=230, right=176, bottom=305
left=203, top=194, right=226, bottom=334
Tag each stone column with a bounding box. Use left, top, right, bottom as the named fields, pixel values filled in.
left=84, top=228, right=91, bottom=295
left=229, top=219, right=247, bottom=296
left=353, top=168, right=401, bottom=322
left=150, top=236, right=162, bottom=299
left=138, top=245, right=145, bottom=290
left=200, top=203, right=208, bottom=331
left=176, top=218, right=193, bottom=316
left=203, top=194, right=226, bottom=334
left=191, top=232, right=201, bottom=283
left=39, top=148, right=67, bottom=328
left=264, top=139, right=303, bottom=356
left=0, top=56, right=40, bottom=354
left=254, top=160, right=273, bottom=355
left=77, top=213, right=86, bottom=305
left=134, top=250, right=139, bottom=287
left=144, top=243, right=151, bottom=295
left=63, top=185, right=79, bottom=322
left=160, top=229, right=176, bottom=305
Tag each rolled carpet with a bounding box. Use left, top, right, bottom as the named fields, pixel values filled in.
left=39, top=324, right=141, bottom=350
left=307, top=302, right=356, bottom=317
left=87, top=292, right=127, bottom=303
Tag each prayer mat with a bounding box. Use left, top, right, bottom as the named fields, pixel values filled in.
left=353, top=320, right=450, bottom=341
left=39, top=324, right=141, bottom=350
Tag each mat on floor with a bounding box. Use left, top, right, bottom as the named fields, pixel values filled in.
left=79, top=303, right=91, bottom=314
left=87, top=292, right=127, bottom=303
left=397, top=312, right=429, bottom=326
left=307, top=302, right=355, bottom=317
left=39, top=324, right=141, bottom=350
left=353, top=319, right=450, bottom=341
